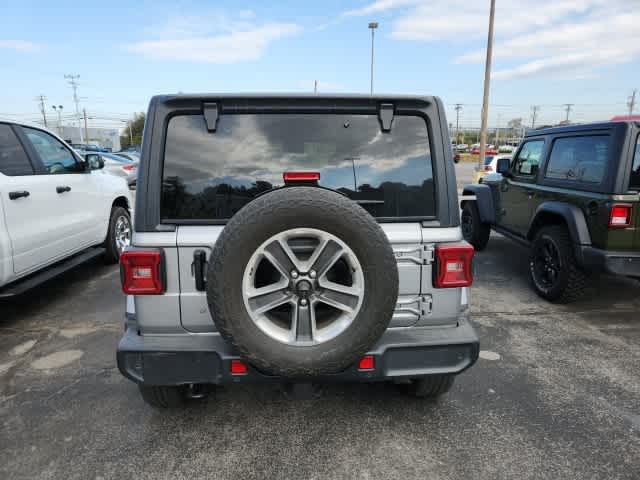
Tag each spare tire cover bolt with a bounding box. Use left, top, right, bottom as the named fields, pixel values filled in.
left=300, top=298, right=308, bottom=306
left=309, top=270, right=317, bottom=279
left=291, top=270, right=299, bottom=279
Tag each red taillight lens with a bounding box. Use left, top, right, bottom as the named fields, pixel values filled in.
left=358, top=355, right=375, bottom=371
left=484, top=165, right=493, bottom=171
left=609, top=204, right=632, bottom=228
left=120, top=250, right=165, bottom=295
left=122, top=164, right=136, bottom=171
left=230, top=359, right=248, bottom=375
left=283, top=171, right=320, bottom=182
left=434, top=243, right=474, bottom=288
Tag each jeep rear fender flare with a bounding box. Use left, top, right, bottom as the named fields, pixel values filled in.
left=461, top=184, right=495, bottom=224
left=527, top=202, right=591, bottom=245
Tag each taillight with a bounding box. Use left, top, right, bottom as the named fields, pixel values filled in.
left=358, top=355, right=375, bottom=371
left=122, top=164, right=136, bottom=171
left=609, top=204, right=632, bottom=228
left=434, top=243, right=474, bottom=288
left=230, top=359, right=248, bottom=375
left=283, top=171, right=320, bottom=182
left=484, top=165, right=493, bottom=172
left=120, top=249, right=165, bottom=295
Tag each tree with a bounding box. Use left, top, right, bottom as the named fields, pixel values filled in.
left=120, top=112, right=145, bottom=149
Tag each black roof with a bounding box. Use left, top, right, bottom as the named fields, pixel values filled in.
left=525, top=121, right=631, bottom=137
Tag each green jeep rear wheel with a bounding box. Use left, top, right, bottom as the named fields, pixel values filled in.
left=529, top=225, right=588, bottom=303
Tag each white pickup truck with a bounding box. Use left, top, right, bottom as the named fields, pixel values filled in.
left=0, top=120, right=133, bottom=296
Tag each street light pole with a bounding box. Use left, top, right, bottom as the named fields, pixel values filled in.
left=478, top=0, right=496, bottom=174
left=368, top=22, right=378, bottom=96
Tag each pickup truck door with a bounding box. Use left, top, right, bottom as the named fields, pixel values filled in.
left=2, top=126, right=103, bottom=274
left=499, top=139, right=545, bottom=236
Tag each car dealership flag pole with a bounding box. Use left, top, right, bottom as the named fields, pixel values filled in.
left=478, top=0, right=496, bottom=174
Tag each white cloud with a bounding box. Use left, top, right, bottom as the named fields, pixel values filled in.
left=0, top=40, right=41, bottom=52
left=128, top=15, right=300, bottom=64
left=342, top=0, right=638, bottom=80
left=343, top=0, right=419, bottom=17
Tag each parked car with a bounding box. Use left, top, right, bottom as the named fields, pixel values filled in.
left=70, top=143, right=109, bottom=153
left=461, top=121, right=640, bottom=303
left=480, top=154, right=512, bottom=177
left=498, top=144, right=516, bottom=153
left=79, top=151, right=137, bottom=186
left=114, top=151, right=140, bottom=162
left=456, top=143, right=468, bottom=152
left=471, top=145, right=498, bottom=155
left=117, top=94, right=479, bottom=408
left=0, top=120, right=132, bottom=296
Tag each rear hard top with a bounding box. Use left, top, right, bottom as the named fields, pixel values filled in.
left=134, top=94, right=460, bottom=232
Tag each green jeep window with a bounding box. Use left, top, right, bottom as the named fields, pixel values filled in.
left=546, top=135, right=609, bottom=183
left=513, top=140, right=544, bottom=176
left=631, top=135, right=640, bottom=191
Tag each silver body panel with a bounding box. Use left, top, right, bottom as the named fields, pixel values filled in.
left=132, top=224, right=465, bottom=334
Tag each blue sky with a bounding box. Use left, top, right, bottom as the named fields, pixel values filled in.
left=1, top=0, right=638, bottom=131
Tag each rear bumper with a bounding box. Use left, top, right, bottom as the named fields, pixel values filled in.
left=578, top=246, right=640, bottom=277
left=117, top=318, right=479, bottom=386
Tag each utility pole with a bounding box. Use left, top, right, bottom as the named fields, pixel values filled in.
left=563, top=103, right=574, bottom=123
left=314, top=80, right=318, bottom=94
left=478, top=0, right=496, bottom=173
left=368, top=22, right=378, bottom=95
left=531, top=105, right=540, bottom=128
left=454, top=104, right=463, bottom=145
left=36, top=95, right=48, bottom=127
left=65, top=74, right=83, bottom=142
left=628, top=89, right=637, bottom=115
left=83, top=108, right=89, bottom=143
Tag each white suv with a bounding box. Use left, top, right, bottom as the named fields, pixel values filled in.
left=0, top=120, right=133, bottom=296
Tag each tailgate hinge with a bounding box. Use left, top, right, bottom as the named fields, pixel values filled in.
left=422, top=245, right=434, bottom=265
left=419, top=296, right=433, bottom=319
left=393, top=245, right=434, bottom=265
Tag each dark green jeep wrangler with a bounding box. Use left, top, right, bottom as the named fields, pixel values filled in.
left=461, top=121, right=640, bottom=302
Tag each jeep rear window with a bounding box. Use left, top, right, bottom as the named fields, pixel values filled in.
left=545, top=135, right=610, bottom=184
left=630, top=134, right=640, bottom=191
left=161, top=114, right=435, bottom=221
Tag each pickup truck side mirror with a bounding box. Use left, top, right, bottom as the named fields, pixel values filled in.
left=497, top=158, right=511, bottom=176
left=85, top=153, right=104, bottom=170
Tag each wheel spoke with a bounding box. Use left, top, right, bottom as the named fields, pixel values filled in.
left=247, top=283, right=292, bottom=315
left=309, top=239, right=344, bottom=277
left=262, top=239, right=302, bottom=277
left=292, top=302, right=314, bottom=342
left=316, top=281, right=361, bottom=313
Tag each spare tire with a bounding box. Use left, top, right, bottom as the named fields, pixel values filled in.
left=206, top=186, right=398, bottom=377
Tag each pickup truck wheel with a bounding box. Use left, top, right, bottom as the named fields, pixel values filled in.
left=104, top=206, right=131, bottom=264
left=529, top=225, right=588, bottom=303
left=400, top=374, right=455, bottom=398
left=461, top=202, right=490, bottom=251
left=138, top=385, right=186, bottom=408
left=207, top=186, right=399, bottom=377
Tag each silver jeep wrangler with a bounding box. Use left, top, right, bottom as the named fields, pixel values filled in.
left=117, top=94, right=479, bottom=408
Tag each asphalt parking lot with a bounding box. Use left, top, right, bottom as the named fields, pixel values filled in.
left=1, top=164, right=639, bottom=480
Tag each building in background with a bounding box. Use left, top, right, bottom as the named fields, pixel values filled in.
left=60, top=126, right=121, bottom=151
